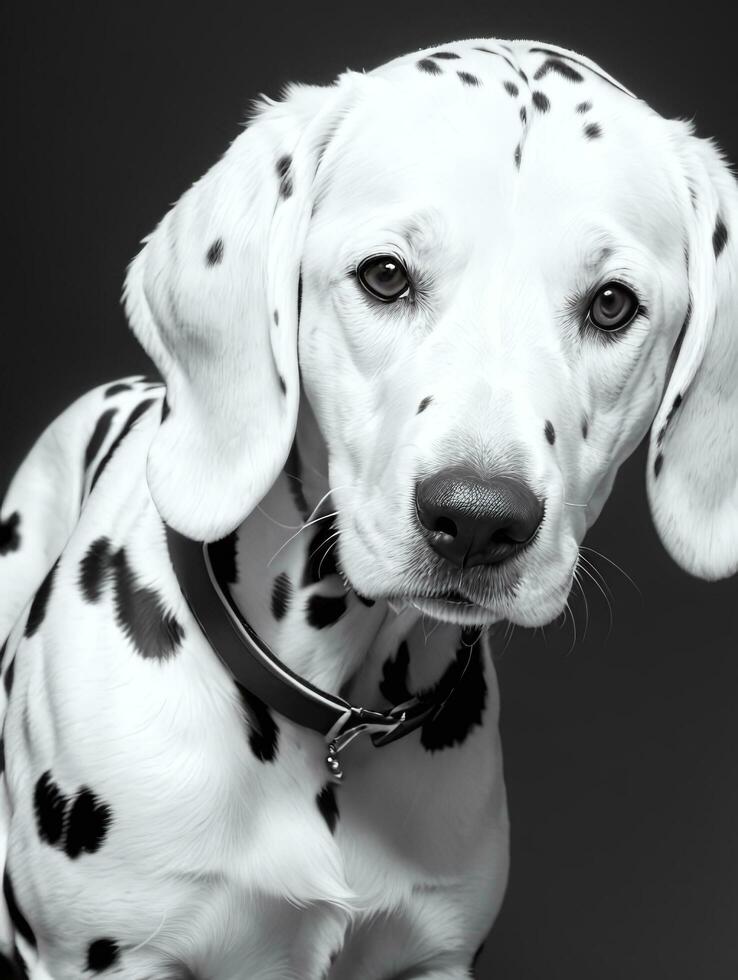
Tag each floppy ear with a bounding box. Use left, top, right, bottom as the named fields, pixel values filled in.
left=123, top=80, right=352, bottom=540
left=647, top=125, right=738, bottom=580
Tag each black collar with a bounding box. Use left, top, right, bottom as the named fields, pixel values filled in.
left=165, top=524, right=451, bottom=782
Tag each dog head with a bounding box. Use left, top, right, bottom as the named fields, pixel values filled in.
left=124, top=39, right=738, bottom=627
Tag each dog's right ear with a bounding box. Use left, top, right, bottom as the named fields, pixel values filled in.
left=123, top=78, right=356, bottom=541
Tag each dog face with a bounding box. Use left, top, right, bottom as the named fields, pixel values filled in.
left=125, top=39, right=738, bottom=626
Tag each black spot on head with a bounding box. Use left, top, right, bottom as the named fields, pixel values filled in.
left=519, top=105, right=527, bottom=124
left=417, top=58, right=442, bottom=75
left=654, top=452, right=664, bottom=478
left=457, top=71, right=481, bottom=87
left=0, top=511, right=21, bottom=555
left=307, top=593, right=347, bottom=629
left=104, top=382, right=132, bottom=398
left=576, top=100, right=592, bottom=114
left=3, top=870, right=36, bottom=949
left=34, top=770, right=67, bottom=846
left=544, top=420, right=556, bottom=445
left=430, top=50, right=460, bottom=60
left=79, top=537, right=112, bottom=602
left=4, top=657, right=15, bottom=696
left=316, top=784, right=339, bottom=834
left=206, top=238, right=224, bottom=266
left=514, top=143, right=522, bottom=169
left=235, top=682, right=279, bottom=762
left=90, top=399, right=156, bottom=491
left=110, top=548, right=184, bottom=660
left=503, top=80, right=519, bottom=97
left=24, top=559, right=58, bottom=638
left=64, top=786, right=112, bottom=858
left=208, top=532, right=238, bottom=586
left=713, top=216, right=729, bottom=258
left=417, top=395, right=433, bottom=414
left=271, top=571, right=292, bottom=621
left=532, top=91, right=550, bottom=112
left=87, top=939, right=120, bottom=972
left=161, top=397, right=170, bottom=422
left=581, top=418, right=589, bottom=440
left=584, top=122, right=603, bottom=140
left=284, top=438, right=310, bottom=519
left=518, top=67, right=529, bottom=83
left=276, top=154, right=293, bottom=199
left=534, top=57, right=583, bottom=82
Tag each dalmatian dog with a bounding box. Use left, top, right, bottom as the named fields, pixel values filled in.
left=1, top=34, right=736, bottom=980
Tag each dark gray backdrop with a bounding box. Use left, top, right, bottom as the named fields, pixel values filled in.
left=2, top=3, right=737, bottom=977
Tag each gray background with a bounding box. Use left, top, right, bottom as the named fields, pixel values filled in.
left=2, top=2, right=737, bottom=977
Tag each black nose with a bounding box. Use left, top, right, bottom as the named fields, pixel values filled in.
left=415, top=469, right=544, bottom=568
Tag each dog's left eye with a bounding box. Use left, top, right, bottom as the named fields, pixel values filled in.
left=588, top=282, right=639, bottom=332
left=356, top=255, right=410, bottom=302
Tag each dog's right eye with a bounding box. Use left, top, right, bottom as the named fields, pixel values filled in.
left=356, top=255, right=410, bottom=302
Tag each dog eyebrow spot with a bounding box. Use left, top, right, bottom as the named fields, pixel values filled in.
left=458, top=71, right=481, bottom=87
left=276, top=155, right=293, bottom=199
left=584, top=122, right=603, bottom=140
left=544, top=420, right=556, bottom=445
left=417, top=395, right=433, bottom=414
left=206, top=238, right=224, bottom=266
left=713, top=216, right=729, bottom=258
left=576, top=100, right=592, bottom=114
left=430, top=50, right=459, bottom=60
left=503, top=80, right=519, bottom=97
left=534, top=58, right=584, bottom=82
left=532, top=91, right=550, bottom=112
left=654, top=452, right=664, bottom=478
left=417, top=58, right=442, bottom=75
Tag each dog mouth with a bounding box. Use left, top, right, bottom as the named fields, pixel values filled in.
left=384, top=587, right=503, bottom=625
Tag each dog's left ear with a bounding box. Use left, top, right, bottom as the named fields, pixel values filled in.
left=123, top=78, right=357, bottom=541
left=648, top=125, right=738, bottom=580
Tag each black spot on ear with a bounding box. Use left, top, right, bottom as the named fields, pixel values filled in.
left=379, top=640, right=412, bottom=704
left=284, top=438, right=310, bottom=520
left=514, top=143, right=522, bottom=169
left=534, top=58, right=583, bottom=82
left=654, top=452, right=664, bottom=478
left=271, top=571, right=292, bottom=621
left=544, top=420, right=556, bottom=445
left=0, top=511, right=21, bottom=555
left=3, top=870, right=36, bottom=949
left=86, top=408, right=118, bottom=467
left=503, top=80, right=519, bottom=97
left=458, top=71, right=481, bottom=87
left=417, top=58, right=442, bottom=75
left=307, top=594, right=347, bottom=629
left=278, top=374, right=287, bottom=395
left=430, top=50, right=459, bottom=59
left=303, top=514, right=340, bottom=586
left=584, top=122, right=602, bottom=140
left=713, top=216, right=729, bottom=258
left=235, top=682, right=279, bottom=762
left=64, top=787, right=112, bottom=858
left=206, top=238, right=224, bottom=266
left=532, top=91, right=550, bottom=112
left=519, top=105, right=527, bottom=124
left=4, top=657, right=15, bottom=696
left=87, top=939, right=120, bottom=972
left=79, top=537, right=112, bottom=602
left=208, top=533, right=238, bottom=586
left=417, top=395, right=433, bottom=414
left=581, top=418, right=589, bottom=439
left=91, top=399, right=156, bottom=491
left=104, top=382, right=132, bottom=398
left=24, top=560, right=59, bottom=638
left=34, top=770, right=67, bottom=846
left=276, top=154, right=293, bottom=199
left=297, top=272, right=303, bottom=323
left=316, top=784, right=339, bottom=834
left=110, top=548, right=184, bottom=660
left=161, top=397, right=170, bottom=422
left=576, top=100, right=592, bottom=114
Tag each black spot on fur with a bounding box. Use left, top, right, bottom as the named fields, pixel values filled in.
left=518, top=67, right=529, bottom=83
left=417, top=58, right=442, bottom=75
left=85, top=410, right=118, bottom=471
left=503, top=80, right=519, bottom=97
left=355, top=592, right=375, bottom=607
left=533, top=57, right=583, bottom=82
left=430, top=50, right=459, bottom=59
left=582, top=418, right=589, bottom=439
left=519, top=105, right=527, bottom=124
left=0, top=948, right=26, bottom=980
left=576, top=100, right=592, bottom=114
left=528, top=47, right=635, bottom=98
left=64, top=787, right=112, bottom=858
left=284, top=438, right=310, bottom=519
left=417, top=395, right=433, bottom=414
left=206, top=238, right=224, bottom=266
left=34, top=771, right=67, bottom=846
left=303, top=514, right=340, bottom=586
left=235, top=682, right=279, bottom=762
left=379, top=641, right=412, bottom=704
left=104, top=382, right=132, bottom=398
left=0, top=640, right=6, bottom=668
left=91, top=399, right=156, bottom=490
left=0, top=511, right=21, bottom=554
left=584, top=122, right=602, bottom=140
left=276, top=155, right=293, bottom=199
left=24, top=560, right=58, bottom=638
left=0, top=737, right=4, bottom=775
left=532, top=91, right=550, bottom=112
left=4, top=657, right=15, bottom=696
left=208, top=532, right=238, bottom=586
left=458, top=71, right=481, bottom=87
left=87, top=939, right=120, bottom=972
left=271, top=572, right=292, bottom=621
left=713, top=216, right=729, bottom=258
left=110, top=549, right=184, bottom=660
left=316, top=784, right=339, bottom=834
left=278, top=373, right=287, bottom=395
left=514, top=143, right=522, bottom=169
left=161, top=397, right=170, bottom=422
left=654, top=452, right=664, bottom=478
left=297, top=272, right=303, bottom=323
left=79, top=537, right=112, bottom=602
left=307, top=594, right=347, bottom=629
left=3, top=870, right=36, bottom=948
left=544, top=420, right=556, bottom=445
